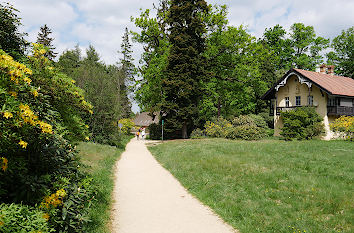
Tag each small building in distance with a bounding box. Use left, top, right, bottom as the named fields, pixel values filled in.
left=133, top=112, right=159, bottom=128
left=262, top=65, right=354, bottom=140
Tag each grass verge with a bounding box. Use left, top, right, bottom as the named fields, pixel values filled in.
left=77, top=135, right=132, bottom=233
left=149, top=138, right=354, bottom=233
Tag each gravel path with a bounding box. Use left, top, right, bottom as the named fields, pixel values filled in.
left=111, top=138, right=237, bottom=233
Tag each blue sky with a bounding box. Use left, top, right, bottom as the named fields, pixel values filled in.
left=11, top=0, right=354, bottom=112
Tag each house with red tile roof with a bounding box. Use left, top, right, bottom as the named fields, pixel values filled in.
left=262, top=65, right=354, bottom=139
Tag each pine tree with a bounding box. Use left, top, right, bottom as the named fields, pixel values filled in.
left=162, top=0, right=209, bottom=139
left=36, top=24, right=57, bottom=60
left=119, top=27, right=135, bottom=83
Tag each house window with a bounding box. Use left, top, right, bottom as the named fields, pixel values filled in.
left=296, top=96, right=301, bottom=106
left=308, top=96, right=313, bottom=106
left=328, top=97, right=337, bottom=106
left=285, top=97, right=290, bottom=107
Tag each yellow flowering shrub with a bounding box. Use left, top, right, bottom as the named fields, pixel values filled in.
left=0, top=47, right=91, bottom=206
left=40, top=189, right=67, bottom=209
left=330, top=116, right=354, bottom=140
left=118, top=118, right=135, bottom=135
left=1, top=157, right=8, bottom=171
left=204, top=117, right=233, bottom=138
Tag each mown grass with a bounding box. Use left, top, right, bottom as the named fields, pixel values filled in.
left=149, top=138, right=354, bottom=233
left=77, top=136, right=132, bottom=233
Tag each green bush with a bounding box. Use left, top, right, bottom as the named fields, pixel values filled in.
left=149, top=123, right=162, bottom=140
left=118, top=118, right=135, bottom=135
left=0, top=203, right=54, bottom=232
left=47, top=177, right=95, bottom=232
left=280, top=107, right=324, bottom=140
left=259, top=111, right=274, bottom=129
left=227, top=125, right=266, bottom=140
left=190, top=128, right=206, bottom=139
left=228, top=115, right=267, bottom=140
left=204, top=117, right=233, bottom=138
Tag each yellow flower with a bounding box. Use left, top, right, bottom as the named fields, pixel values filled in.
left=18, top=140, right=28, bottom=149
left=85, top=125, right=89, bottom=128
left=56, top=189, right=66, bottom=198
left=8, top=91, right=17, bottom=97
left=1, top=157, right=8, bottom=171
left=32, top=90, right=39, bottom=97
left=85, top=136, right=90, bottom=141
left=42, top=213, right=50, bottom=221
left=39, top=49, right=46, bottom=54
left=23, top=77, right=32, bottom=84
left=71, top=80, right=76, bottom=84
left=3, top=112, right=13, bottom=119
left=38, top=121, right=53, bottom=134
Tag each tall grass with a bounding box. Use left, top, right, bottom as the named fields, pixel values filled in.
left=149, top=139, right=354, bottom=233
left=77, top=136, right=132, bottom=233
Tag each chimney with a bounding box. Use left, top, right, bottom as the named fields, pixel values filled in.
left=327, top=65, right=334, bottom=75
left=319, top=64, right=326, bottom=74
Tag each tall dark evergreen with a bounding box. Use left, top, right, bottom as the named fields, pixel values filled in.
left=36, top=24, right=57, bottom=60
left=119, top=27, right=135, bottom=82
left=0, top=3, right=28, bottom=59
left=162, top=0, right=209, bottom=139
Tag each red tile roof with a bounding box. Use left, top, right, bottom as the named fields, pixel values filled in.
left=294, top=69, right=354, bottom=97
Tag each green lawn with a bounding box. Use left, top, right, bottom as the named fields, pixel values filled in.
left=77, top=136, right=132, bottom=233
left=149, top=138, right=354, bottom=233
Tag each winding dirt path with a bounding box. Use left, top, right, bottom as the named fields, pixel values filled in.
left=111, top=138, right=237, bottom=233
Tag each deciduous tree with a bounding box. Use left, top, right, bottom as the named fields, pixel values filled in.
left=327, top=27, right=354, bottom=78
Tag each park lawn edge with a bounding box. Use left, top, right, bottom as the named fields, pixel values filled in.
left=148, top=138, right=354, bottom=233
left=77, top=135, right=133, bottom=233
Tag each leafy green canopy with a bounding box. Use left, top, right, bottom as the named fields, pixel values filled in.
left=327, top=27, right=354, bottom=78
left=262, top=23, right=330, bottom=71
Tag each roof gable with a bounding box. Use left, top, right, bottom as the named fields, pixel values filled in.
left=262, top=68, right=354, bottom=100
left=294, top=69, right=354, bottom=97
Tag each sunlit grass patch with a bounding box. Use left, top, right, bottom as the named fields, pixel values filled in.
left=149, top=138, right=354, bottom=233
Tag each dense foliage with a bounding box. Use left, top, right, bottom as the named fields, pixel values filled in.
left=327, top=27, right=354, bottom=78
left=0, top=203, right=54, bottom=232
left=58, top=45, right=132, bottom=145
left=132, top=1, right=342, bottom=139
left=280, top=107, right=324, bottom=140
left=161, top=0, right=209, bottom=138
left=0, top=3, right=28, bottom=59
left=118, top=118, right=135, bottom=135
left=202, top=115, right=269, bottom=140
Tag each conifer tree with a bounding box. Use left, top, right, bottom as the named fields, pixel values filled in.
left=119, top=27, right=135, bottom=83
left=36, top=24, right=57, bottom=60
left=162, top=0, right=209, bottom=138
left=0, top=3, right=28, bottom=59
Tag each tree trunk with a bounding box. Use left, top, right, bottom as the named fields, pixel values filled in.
left=182, top=121, right=188, bottom=139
